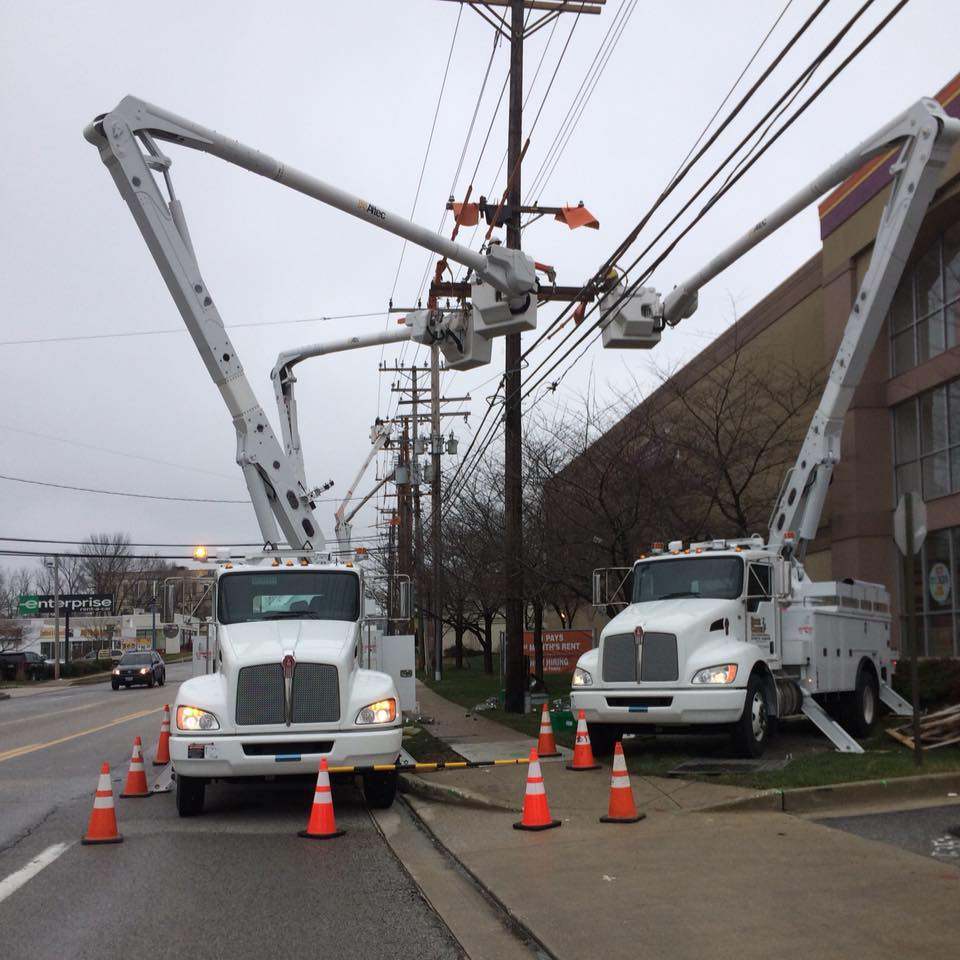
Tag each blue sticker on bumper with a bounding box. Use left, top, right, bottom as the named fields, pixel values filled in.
left=274, top=754, right=301, bottom=762
left=628, top=706, right=649, bottom=713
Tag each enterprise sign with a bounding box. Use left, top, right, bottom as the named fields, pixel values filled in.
left=18, top=593, right=114, bottom=616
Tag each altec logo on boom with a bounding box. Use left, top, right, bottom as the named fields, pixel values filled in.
left=17, top=594, right=114, bottom=616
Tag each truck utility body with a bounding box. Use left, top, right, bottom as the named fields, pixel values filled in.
left=574, top=97, right=960, bottom=756
left=172, top=556, right=402, bottom=814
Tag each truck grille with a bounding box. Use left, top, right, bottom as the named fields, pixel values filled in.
left=602, top=633, right=636, bottom=682
left=639, top=633, right=678, bottom=682
left=236, top=663, right=340, bottom=725
left=601, top=632, right=678, bottom=683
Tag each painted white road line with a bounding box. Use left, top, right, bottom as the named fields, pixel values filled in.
left=0, top=843, right=71, bottom=906
left=0, top=699, right=113, bottom=729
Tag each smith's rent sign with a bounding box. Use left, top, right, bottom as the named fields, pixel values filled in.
left=522, top=629, right=593, bottom=674
left=18, top=594, right=114, bottom=616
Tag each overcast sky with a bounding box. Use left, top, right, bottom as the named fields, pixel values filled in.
left=1, top=0, right=958, bottom=580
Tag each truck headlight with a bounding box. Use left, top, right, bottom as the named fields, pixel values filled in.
left=356, top=699, right=397, bottom=724
left=139, top=667, right=149, bottom=675
left=692, top=664, right=738, bottom=684
left=112, top=668, right=120, bottom=676
left=572, top=667, right=593, bottom=687
left=177, top=705, right=220, bottom=731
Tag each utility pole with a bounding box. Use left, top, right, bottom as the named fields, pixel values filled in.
left=431, top=342, right=443, bottom=681
left=503, top=0, right=526, bottom=713
left=389, top=358, right=470, bottom=676
left=412, top=365, right=426, bottom=670
left=427, top=3, right=603, bottom=705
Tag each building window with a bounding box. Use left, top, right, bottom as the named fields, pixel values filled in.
left=889, top=222, right=960, bottom=376
left=893, top=377, right=960, bottom=501
left=900, top=527, right=960, bottom=657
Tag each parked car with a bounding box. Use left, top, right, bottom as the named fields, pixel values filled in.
left=0, top=650, right=54, bottom=681
left=111, top=651, right=165, bottom=689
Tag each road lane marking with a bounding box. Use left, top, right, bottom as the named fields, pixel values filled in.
left=0, top=843, right=71, bottom=905
left=0, top=699, right=113, bottom=729
left=0, top=708, right=159, bottom=763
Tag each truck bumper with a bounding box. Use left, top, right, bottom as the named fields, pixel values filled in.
left=570, top=688, right=746, bottom=726
left=170, top=726, right=403, bottom=779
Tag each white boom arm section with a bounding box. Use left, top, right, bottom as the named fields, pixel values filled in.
left=653, top=98, right=960, bottom=559
left=334, top=423, right=394, bottom=552
left=85, top=96, right=537, bottom=550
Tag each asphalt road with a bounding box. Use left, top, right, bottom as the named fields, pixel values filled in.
left=819, top=803, right=960, bottom=864
left=0, top=667, right=464, bottom=960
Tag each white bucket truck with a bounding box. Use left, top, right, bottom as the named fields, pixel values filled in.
left=572, top=97, right=960, bottom=757
left=85, top=97, right=539, bottom=813
left=172, top=554, right=401, bottom=814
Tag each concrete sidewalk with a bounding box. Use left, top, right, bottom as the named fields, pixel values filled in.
left=405, top=683, right=960, bottom=960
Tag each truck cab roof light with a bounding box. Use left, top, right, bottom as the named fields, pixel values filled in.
left=667, top=540, right=683, bottom=552
left=271, top=558, right=280, bottom=566
left=651, top=542, right=664, bottom=554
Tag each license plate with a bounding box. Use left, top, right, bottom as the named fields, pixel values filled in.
left=187, top=743, right=220, bottom=759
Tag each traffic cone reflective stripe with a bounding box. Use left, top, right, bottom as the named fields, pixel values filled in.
left=536, top=703, right=560, bottom=758
left=82, top=762, right=123, bottom=845
left=153, top=705, right=171, bottom=766
left=566, top=709, right=601, bottom=771
left=299, top=757, right=345, bottom=839
left=513, top=749, right=561, bottom=831
left=120, top=736, right=151, bottom=798
left=600, top=741, right=645, bottom=824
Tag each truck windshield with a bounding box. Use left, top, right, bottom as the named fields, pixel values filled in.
left=632, top=557, right=743, bottom=602
left=218, top=571, right=360, bottom=625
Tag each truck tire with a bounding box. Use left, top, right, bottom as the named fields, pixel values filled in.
left=587, top=722, right=619, bottom=758
left=111, top=680, right=120, bottom=691
left=176, top=775, right=205, bottom=816
left=843, top=663, right=879, bottom=739
left=362, top=770, right=398, bottom=809
left=731, top=673, right=769, bottom=759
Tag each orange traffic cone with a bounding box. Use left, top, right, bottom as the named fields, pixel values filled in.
left=153, top=705, right=171, bottom=766
left=599, top=741, right=645, bottom=823
left=536, top=704, right=560, bottom=758
left=299, top=758, right=346, bottom=839
left=82, top=762, right=123, bottom=844
left=513, top=749, right=561, bottom=832
left=120, top=736, right=151, bottom=798
left=566, top=709, right=601, bottom=771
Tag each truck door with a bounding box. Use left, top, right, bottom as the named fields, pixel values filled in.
left=745, top=563, right=777, bottom=661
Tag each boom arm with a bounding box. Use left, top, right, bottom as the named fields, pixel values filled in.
left=84, top=95, right=535, bottom=550
left=770, top=100, right=960, bottom=557
left=654, top=98, right=959, bottom=559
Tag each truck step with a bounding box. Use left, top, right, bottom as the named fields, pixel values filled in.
left=878, top=682, right=914, bottom=717
left=800, top=692, right=864, bottom=753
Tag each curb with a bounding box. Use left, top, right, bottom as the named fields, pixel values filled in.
left=399, top=773, right=521, bottom=812
left=698, top=771, right=960, bottom=814
left=400, top=795, right=559, bottom=960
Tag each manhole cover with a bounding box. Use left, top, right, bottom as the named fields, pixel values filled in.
left=668, top=756, right=791, bottom=777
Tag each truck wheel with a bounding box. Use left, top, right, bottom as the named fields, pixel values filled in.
left=148, top=674, right=155, bottom=688
left=362, top=770, right=398, bottom=809
left=731, top=673, right=768, bottom=759
left=843, top=664, right=879, bottom=739
left=176, top=775, right=205, bottom=816
left=587, top=722, right=619, bottom=758
left=111, top=680, right=120, bottom=691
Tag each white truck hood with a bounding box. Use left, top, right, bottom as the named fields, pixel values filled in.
left=219, top=619, right=356, bottom=666
left=604, top=598, right=735, bottom=638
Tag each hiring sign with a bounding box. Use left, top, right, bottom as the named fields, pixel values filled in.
left=522, top=629, right=594, bottom=674
left=18, top=594, right=114, bottom=616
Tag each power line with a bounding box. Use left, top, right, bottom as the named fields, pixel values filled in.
left=0, top=311, right=386, bottom=348
left=0, top=473, right=390, bottom=506
left=0, top=534, right=385, bottom=548
left=442, top=0, right=897, bottom=510
left=517, top=0, right=910, bottom=408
